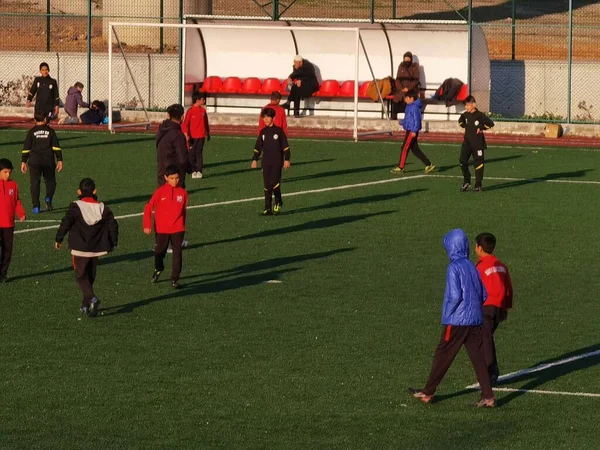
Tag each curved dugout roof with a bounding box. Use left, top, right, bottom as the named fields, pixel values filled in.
left=185, top=20, right=489, bottom=103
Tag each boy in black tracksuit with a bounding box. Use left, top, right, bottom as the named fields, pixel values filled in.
left=55, top=178, right=119, bottom=317
left=26, top=62, right=60, bottom=120
left=458, top=96, right=494, bottom=192
left=251, top=108, right=291, bottom=215
left=21, top=109, right=63, bottom=213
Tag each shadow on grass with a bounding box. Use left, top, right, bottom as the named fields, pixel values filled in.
left=433, top=343, right=600, bottom=405
left=284, top=189, right=427, bottom=215
left=72, top=135, right=154, bottom=149
left=210, top=158, right=335, bottom=178
left=101, top=247, right=355, bottom=315
left=483, top=169, right=594, bottom=191
left=106, top=186, right=216, bottom=206
left=435, top=155, right=523, bottom=174
left=286, top=164, right=392, bottom=183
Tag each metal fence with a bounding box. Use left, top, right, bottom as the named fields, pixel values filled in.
left=1, top=1, right=599, bottom=123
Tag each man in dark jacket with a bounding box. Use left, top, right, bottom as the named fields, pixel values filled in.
left=392, top=51, right=421, bottom=119
left=156, top=104, right=191, bottom=187
left=409, top=229, right=496, bottom=407
left=281, top=55, right=320, bottom=118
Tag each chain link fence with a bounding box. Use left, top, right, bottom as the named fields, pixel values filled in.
left=1, top=1, right=599, bottom=122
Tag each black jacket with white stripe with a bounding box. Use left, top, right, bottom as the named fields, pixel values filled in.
left=55, top=197, right=119, bottom=257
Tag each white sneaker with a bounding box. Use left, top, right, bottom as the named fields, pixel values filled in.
left=191, top=172, right=198, bottom=179
left=197, top=172, right=203, bottom=179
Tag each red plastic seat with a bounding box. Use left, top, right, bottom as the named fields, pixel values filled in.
left=359, top=81, right=371, bottom=98
left=279, top=79, right=290, bottom=95
left=338, top=80, right=356, bottom=97
left=221, top=76, right=242, bottom=93
left=457, top=84, right=469, bottom=101
left=259, top=78, right=282, bottom=95
left=316, top=80, right=340, bottom=97
left=200, top=76, right=222, bottom=93
left=240, top=77, right=261, bottom=94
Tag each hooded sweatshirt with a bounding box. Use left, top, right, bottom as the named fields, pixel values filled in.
left=401, top=98, right=423, bottom=133
left=441, top=228, right=487, bottom=326
left=0, top=179, right=26, bottom=228
left=156, top=120, right=190, bottom=182
left=64, top=86, right=89, bottom=117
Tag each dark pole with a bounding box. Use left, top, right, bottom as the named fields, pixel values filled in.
left=160, top=0, right=164, bottom=54
left=273, top=0, right=279, bottom=20
left=87, top=0, right=92, bottom=104
left=392, top=0, right=397, bottom=20
left=370, top=0, right=375, bottom=23
left=178, top=0, right=184, bottom=105
left=46, top=0, right=51, bottom=51
left=511, top=0, right=516, bottom=60
left=467, top=0, right=472, bottom=94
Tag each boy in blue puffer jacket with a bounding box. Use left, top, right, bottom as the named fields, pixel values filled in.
left=391, top=90, right=435, bottom=174
left=409, top=228, right=496, bottom=407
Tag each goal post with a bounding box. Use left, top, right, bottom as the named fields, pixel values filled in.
left=107, top=21, right=393, bottom=139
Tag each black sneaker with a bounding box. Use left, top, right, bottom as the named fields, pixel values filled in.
left=460, top=182, right=471, bottom=192
left=88, top=297, right=100, bottom=317
left=171, top=281, right=182, bottom=290
left=262, top=209, right=272, bottom=216
left=45, top=197, right=53, bottom=212
left=473, top=186, right=482, bottom=192
left=151, top=270, right=162, bottom=283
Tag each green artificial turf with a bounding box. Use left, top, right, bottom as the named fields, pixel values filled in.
left=0, top=129, right=598, bottom=449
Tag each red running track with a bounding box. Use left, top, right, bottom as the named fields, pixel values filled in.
left=2, top=116, right=599, bottom=148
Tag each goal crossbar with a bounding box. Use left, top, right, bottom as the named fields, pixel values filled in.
left=108, top=21, right=392, bottom=139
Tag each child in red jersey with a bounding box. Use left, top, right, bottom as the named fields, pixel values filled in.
left=181, top=91, right=210, bottom=179
left=258, top=91, right=288, bottom=136
left=475, top=232, right=514, bottom=384
left=0, top=158, right=26, bottom=283
left=143, top=164, right=188, bottom=289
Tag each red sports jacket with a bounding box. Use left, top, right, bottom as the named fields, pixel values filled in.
left=476, top=255, right=513, bottom=310
left=0, top=179, right=26, bottom=228
left=181, top=105, right=210, bottom=139
left=258, top=103, right=288, bottom=136
left=143, top=184, right=188, bottom=234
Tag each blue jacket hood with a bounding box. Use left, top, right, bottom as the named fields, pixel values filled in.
left=444, top=228, right=469, bottom=261
left=400, top=98, right=423, bottom=132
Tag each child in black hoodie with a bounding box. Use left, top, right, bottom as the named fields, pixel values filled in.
left=55, top=178, right=119, bottom=317
left=156, top=104, right=191, bottom=188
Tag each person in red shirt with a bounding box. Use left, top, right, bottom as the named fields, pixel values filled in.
left=258, top=91, right=288, bottom=136
left=0, top=158, right=26, bottom=283
left=475, top=232, right=514, bottom=384
left=181, top=92, right=210, bottom=180
left=143, top=165, right=188, bottom=289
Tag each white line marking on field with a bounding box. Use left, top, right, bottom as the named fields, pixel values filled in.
left=14, top=174, right=428, bottom=235
left=431, top=174, right=600, bottom=185
left=490, top=387, right=600, bottom=398
left=17, top=219, right=62, bottom=223
left=466, top=349, right=600, bottom=389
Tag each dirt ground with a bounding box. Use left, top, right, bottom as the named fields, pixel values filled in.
left=1, top=0, right=600, bottom=60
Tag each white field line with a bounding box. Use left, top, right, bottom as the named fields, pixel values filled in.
left=431, top=174, right=600, bottom=185
left=466, top=349, right=600, bottom=390
left=490, top=387, right=600, bottom=398
left=14, top=174, right=428, bottom=235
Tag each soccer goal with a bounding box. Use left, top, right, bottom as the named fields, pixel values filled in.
left=107, top=21, right=394, bottom=138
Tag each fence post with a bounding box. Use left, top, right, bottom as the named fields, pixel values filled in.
left=87, top=0, right=92, bottom=105
left=179, top=0, right=184, bottom=106
left=273, top=0, right=279, bottom=21
left=511, top=0, right=516, bottom=60
left=160, top=0, right=164, bottom=54
left=567, top=0, right=573, bottom=123
left=392, top=0, right=397, bottom=20
left=467, top=0, right=472, bottom=94
left=46, top=0, right=51, bottom=51
left=370, top=0, right=375, bottom=23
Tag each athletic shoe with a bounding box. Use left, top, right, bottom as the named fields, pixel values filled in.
left=473, top=186, right=482, bottom=192
left=172, top=281, right=182, bottom=290
left=32, top=207, right=40, bottom=214
left=151, top=270, right=162, bottom=283
left=425, top=164, right=436, bottom=174
left=191, top=172, right=197, bottom=179
left=262, top=209, right=272, bottom=216
left=408, top=387, right=434, bottom=404
left=273, top=203, right=282, bottom=215
left=80, top=306, right=89, bottom=316
left=460, top=182, right=471, bottom=192
left=45, top=197, right=53, bottom=212
left=490, top=373, right=499, bottom=386
left=390, top=167, right=404, bottom=174
left=88, top=297, right=100, bottom=318
left=475, top=397, right=496, bottom=408
left=197, top=172, right=203, bottom=179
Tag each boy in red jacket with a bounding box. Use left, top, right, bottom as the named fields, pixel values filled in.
left=0, top=158, right=26, bottom=283
left=475, top=232, right=513, bottom=384
left=143, top=164, right=188, bottom=289
left=258, top=91, right=288, bottom=136
left=181, top=92, right=210, bottom=180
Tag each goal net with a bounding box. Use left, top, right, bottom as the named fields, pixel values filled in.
left=107, top=21, right=394, bottom=138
